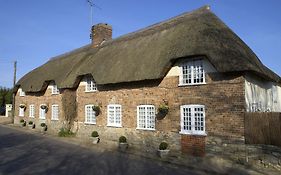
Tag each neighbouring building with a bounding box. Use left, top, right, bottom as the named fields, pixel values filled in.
left=14, top=6, right=281, bottom=156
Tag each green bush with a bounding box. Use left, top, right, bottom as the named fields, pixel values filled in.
left=92, top=105, right=101, bottom=116
left=20, top=119, right=24, bottom=123
left=58, top=128, right=75, bottom=137
left=28, top=121, right=33, bottom=125
left=159, top=142, right=168, bottom=150
left=91, top=131, right=99, bottom=137
left=158, top=104, right=169, bottom=115
left=119, top=136, right=127, bottom=143
left=40, top=123, right=46, bottom=127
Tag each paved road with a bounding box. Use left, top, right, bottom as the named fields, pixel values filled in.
left=0, top=125, right=205, bottom=175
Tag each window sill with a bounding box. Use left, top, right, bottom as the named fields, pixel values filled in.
left=51, top=119, right=59, bottom=121
left=136, top=128, right=155, bottom=131
left=179, top=131, right=207, bottom=136
left=51, top=93, right=59, bottom=95
left=107, top=125, right=122, bottom=128
left=85, top=90, right=98, bottom=93
left=178, top=82, right=206, bottom=87
left=39, top=118, right=46, bottom=120
left=84, top=122, right=96, bottom=125
left=29, top=116, right=35, bottom=118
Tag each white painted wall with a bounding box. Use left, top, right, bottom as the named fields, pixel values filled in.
left=245, top=75, right=281, bottom=112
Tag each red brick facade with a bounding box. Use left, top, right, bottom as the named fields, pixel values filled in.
left=181, top=135, right=206, bottom=157
left=15, top=71, right=246, bottom=156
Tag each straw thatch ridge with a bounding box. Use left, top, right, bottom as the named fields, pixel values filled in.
left=16, top=6, right=280, bottom=92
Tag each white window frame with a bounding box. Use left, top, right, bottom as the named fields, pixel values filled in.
left=137, top=105, right=155, bottom=131
left=51, top=84, right=60, bottom=95
left=19, top=88, right=25, bottom=97
left=107, top=104, right=122, bottom=127
left=84, top=105, right=96, bottom=124
left=85, top=77, right=97, bottom=92
left=51, top=104, right=59, bottom=120
left=179, top=59, right=205, bottom=86
left=39, top=105, right=46, bottom=119
left=19, top=106, right=24, bottom=117
left=180, top=105, right=206, bottom=135
left=29, top=104, right=35, bottom=118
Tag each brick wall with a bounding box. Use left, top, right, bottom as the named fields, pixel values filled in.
left=15, top=85, right=64, bottom=134
left=75, top=72, right=245, bottom=155
left=181, top=135, right=206, bottom=156
left=15, top=72, right=246, bottom=155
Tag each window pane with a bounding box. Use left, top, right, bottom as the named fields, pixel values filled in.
left=181, top=105, right=205, bottom=134
left=138, top=105, right=155, bottom=129
left=85, top=105, right=96, bottom=123
left=181, top=59, right=205, bottom=85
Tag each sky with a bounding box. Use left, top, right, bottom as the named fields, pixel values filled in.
left=0, top=0, right=280, bottom=88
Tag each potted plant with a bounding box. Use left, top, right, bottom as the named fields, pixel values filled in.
left=91, top=131, right=100, bottom=144
left=157, top=104, right=169, bottom=119
left=28, top=121, right=34, bottom=129
left=19, top=104, right=26, bottom=110
left=92, top=105, right=101, bottom=116
left=157, top=142, right=170, bottom=158
left=40, top=123, right=47, bottom=132
left=21, top=120, right=26, bottom=127
left=119, top=136, right=128, bottom=152
left=40, top=104, right=48, bottom=112
left=20, top=119, right=24, bottom=125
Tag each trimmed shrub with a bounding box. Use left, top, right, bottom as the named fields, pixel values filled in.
left=159, top=142, right=168, bottom=150
left=91, top=131, right=99, bottom=137
left=119, top=136, right=127, bottom=143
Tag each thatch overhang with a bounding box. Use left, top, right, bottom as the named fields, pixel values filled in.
left=16, top=6, right=281, bottom=92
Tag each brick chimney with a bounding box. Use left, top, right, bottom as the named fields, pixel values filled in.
left=91, top=23, right=112, bottom=47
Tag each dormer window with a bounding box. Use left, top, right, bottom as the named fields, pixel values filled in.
left=19, top=88, right=25, bottom=97
left=51, top=84, right=60, bottom=95
left=179, top=59, right=205, bottom=86
left=85, top=77, right=97, bottom=92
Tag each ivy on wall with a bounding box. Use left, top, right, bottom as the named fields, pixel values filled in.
left=61, top=89, right=77, bottom=131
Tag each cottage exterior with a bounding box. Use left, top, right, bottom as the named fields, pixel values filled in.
left=14, top=6, right=281, bottom=156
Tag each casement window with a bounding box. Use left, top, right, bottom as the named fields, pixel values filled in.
left=85, top=105, right=96, bottom=124
left=51, top=84, right=60, bottom=95
left=85, top=77, right=97, bottom=92
left=107, top=104, right=122, bottom=127
left=19, top=107, right=24, bottom=117
left=137, top=105, right=155, bottom=130
left=51, top=104, right=59, bottom=120
left=39, top=105, right=46, bottom=119
left=180, top=105, right=206, bottom=135
left=19, top=88, right=25, bottom=96
left=179, top=59, right=205, bottom=85
left=29, top=104, right=35, bottom=118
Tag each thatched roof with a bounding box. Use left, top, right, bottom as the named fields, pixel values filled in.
left=17, top=6, right=280, bottom=92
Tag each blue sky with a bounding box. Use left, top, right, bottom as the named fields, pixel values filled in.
left=0, top=0, right=280, bottom=88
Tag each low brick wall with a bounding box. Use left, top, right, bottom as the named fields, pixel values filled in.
left=206, top=136, right=281, bottom=166
left=181, top=135, right=206, bottom=156
left=0, top=116, right=12, bottom=124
